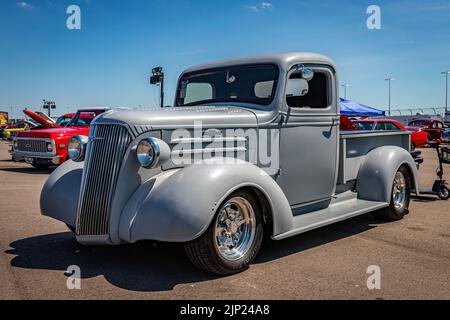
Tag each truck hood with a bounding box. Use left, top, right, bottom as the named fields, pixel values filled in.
left=16, top=126, right=89, bottom=139
left=23, top=110, right=61, bottom=129
left=94, top=106, right=259, bottom=131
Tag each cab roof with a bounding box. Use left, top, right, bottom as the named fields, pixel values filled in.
left=182, top=52, right=337, bottom=74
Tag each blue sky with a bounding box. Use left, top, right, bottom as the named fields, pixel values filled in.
left=1, top=0, right=450, bottom=118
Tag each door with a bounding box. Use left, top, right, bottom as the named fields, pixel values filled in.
left=276, top=66, right=339, bottom=207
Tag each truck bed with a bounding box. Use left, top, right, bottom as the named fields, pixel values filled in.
left=338, top=130, right=411, bottom=184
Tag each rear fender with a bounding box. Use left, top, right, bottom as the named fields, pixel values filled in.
left=356, top=146, right=419, bottom=203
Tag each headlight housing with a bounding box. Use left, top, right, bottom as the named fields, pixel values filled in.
left=46, top=142, right=53, bottom=153
left=68, top=135, right=88, bottom=162
left=136, top=138, right=161, bottom=168
left=13, top=139, right=18, bottom=150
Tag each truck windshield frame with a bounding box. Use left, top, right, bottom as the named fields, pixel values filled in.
left=175, top=64, right=279, bottom=107
left=67, top=111, right=103, bottom=127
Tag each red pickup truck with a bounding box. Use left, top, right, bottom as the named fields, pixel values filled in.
left=12, top=108, right=108, bottom=168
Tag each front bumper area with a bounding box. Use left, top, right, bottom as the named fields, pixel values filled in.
left=12, top=151, right=62, bottom=165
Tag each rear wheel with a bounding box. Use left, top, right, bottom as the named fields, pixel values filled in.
left=184, top=190, right=264, bottom=275
left=375, top=166, right=411, bottom=220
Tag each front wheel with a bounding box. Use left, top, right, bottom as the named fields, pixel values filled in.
left=375, top=166, right=411, bottom=220
left=184, top=190, right=264, bottom=275
left=438, top=186, right=450, bottom=200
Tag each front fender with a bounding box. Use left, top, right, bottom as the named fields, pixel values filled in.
left=119, top=158, right=293, bottom=243
left=356, top=146, right=419, bottom=203
left=40, top=160, right=83, bottom=227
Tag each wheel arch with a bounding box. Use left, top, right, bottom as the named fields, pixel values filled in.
left=356, top=146, right=420, bottom=203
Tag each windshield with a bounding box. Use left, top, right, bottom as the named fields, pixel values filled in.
left=67, top=111, right=104, bottom=127
left=409, top=120, right=430, bottom=126
left=56, top=116, right=73, bottom=127
left=176, top=64, right=279, bottom=106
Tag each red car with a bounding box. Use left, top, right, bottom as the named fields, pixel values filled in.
left=352, top=119, right=428, bottom=150
left=407, top=119, right=446, bottom=141
left=12, top=108, right=108, bottom=168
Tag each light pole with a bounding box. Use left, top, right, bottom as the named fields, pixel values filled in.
left=42, top=100, right=56, bottom=117
left=385, top=77, right=395, bottom=116
left=150, top=67, right=164, bottom=108
left=341, top=83, right=350, bottom=100
left=442, top=70, right=450, bottom=113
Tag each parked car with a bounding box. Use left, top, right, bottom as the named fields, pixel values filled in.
left=41, top=52, right=420, bottom=275
left=406, top=119, right=446, bottom=141
left=442, top=129, right=450, bottom=143
left=444, top=112, right=450, bottom=127
left=2, top=121, right=36, bottom=140
left=12, top=108, right=108, bottom=168
left=340, top=115, right=358, bottom=131
left=353, top=119, right=428, bottom=150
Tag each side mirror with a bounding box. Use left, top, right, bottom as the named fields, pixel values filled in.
left=286, top=78, right=309, bottom=97
left=301, top=68, right=314, bottom=81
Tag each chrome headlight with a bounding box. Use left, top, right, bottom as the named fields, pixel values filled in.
left=13, top=139, right=18, bottom=150
left=136, top=138, right=161, bottom=168
left=46, top=142, right=53, bottom=153
left=68, top=135, right=88, bottom=162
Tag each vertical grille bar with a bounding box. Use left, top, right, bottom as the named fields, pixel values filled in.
left=76, top=124, right=132, bottom=236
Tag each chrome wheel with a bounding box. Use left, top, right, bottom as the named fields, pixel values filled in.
left=215, top=197, right=256, bottom=261
left=393, top=171, right=407, bottom=210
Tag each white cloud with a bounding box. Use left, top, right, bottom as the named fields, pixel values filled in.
left=261, top=2, right=273, bottom=10
left=245, top=5, right=259, bottom=12
left=16, top=2, right=34, bottom=9
left=245, top=2, right=273, bottom=12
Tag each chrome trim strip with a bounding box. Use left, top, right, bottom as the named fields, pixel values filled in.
left=11, top=151, right=60, bottom=159
left=170, top=137, right=247, bottom=144
left=171, top=147, right=247, bottom=156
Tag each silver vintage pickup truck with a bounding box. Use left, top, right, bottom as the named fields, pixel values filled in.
left=41, top=52, right=419, bottom=275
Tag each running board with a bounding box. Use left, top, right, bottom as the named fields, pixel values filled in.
left=273, top=195, right=388, bottom=241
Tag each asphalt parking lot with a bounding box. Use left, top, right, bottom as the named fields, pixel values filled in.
left=0, top=140, right=449, bottom=300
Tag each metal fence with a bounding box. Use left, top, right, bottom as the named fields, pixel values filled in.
left=389, top=107, right=446, bottom=117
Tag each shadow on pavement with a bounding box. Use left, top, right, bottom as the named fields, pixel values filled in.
left=256, top=214, right=380, bottom=263
left=411, top=195, right=438, bottom=203
left=0, top=167, right=55, bottom=175
left=6, top=213, right=385, bottom=292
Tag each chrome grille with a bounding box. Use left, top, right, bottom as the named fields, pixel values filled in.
left=76, top=124, right=132, bottom=236
left=17, top=139, right=48, bottom=153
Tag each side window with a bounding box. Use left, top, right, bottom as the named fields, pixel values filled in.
left=184, top=83, right=213, bottom=105
left=386, top=122, right=401, bottom=131
left=286, top=72, right=329, bottom=109
left=375, top=122, right=386, bottom=130
left=254, top=80, right=275, bottom=98
left=432, top=122, right=438, bottom=129
left=437, top=122, right=444, bottom=129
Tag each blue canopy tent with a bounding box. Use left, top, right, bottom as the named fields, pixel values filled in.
left=339, top=98, right=385, bottom=117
